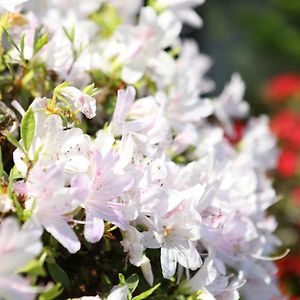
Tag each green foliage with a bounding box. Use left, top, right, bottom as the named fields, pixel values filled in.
left=126, top=274, right=139, bottom=299
left=132, top=283, right=161, bottom=300
left=91, top=4, right=122, bottom=38
left=47, top=262, right=71, bottom=292
left=63, top=26, right=75, bottom=43
left=3, top=131, right=23, bottom=152
left=21, top=107, right=35, bottom=152
left=33, top=30, right=49, bottom=56
left=39, top=283, right=64, bottom=300
left=117, top=273, right=161, bottom=300
left=8, top=167, right=23, bottom=219
left=83, top=83, right=99, bottom=97
left=0, top=146, right=4, bottom=177
left=2, top=26, right=21, bottom=55
left=19, top=252, right=47, bottom=277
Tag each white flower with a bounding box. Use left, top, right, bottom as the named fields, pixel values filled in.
left=0, top=0, right=28, bottom=12
left=60, top=86, right=97, bottom=119
left=0, top=217, right=42, bottom=300
left=0, top=195, right=13, bottom=213
left=74, top=286, right=129, bottom=300
left=143, top=183, right=206, bottom=279
left=83, top=150, right=133, bottom=243
left=157, top=0, right=205, bottom=27
left=110, top=0, right=143, bottom=24
left=25, top=163, right=88, bottom=253
left=121, top=225, right=144, bottom=266
left=116, top=6, right=181, bottom=83
left=106, top=286, right=129, bottom=300
left=140, top=255, right=154, bottom=286
left=24, top=0, right=103, bottom=32
left=14, top=108, right=91, bottom=179
left=213, top=73, right=249, bottom=136
left=111, top=86, right=136, bottom=136
left=239, top=116, right=278, bottom=171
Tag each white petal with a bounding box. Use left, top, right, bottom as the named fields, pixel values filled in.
left=107, top=286, right=129, bottom=300
left=121, top=65, right=145, bottom=84
left=84, top=211, right=105, bottom=243
left=0, top=274, right=37, bottom=300
left=175, top=9, right=203, bottom=28
left=141, top=255, right=154, bottom=286
left=161, top=246, right=177, bottom=279
left=41, top=216, right=80, bottom=254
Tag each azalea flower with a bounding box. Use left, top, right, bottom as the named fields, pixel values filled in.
left=142, top=183, right=207, bottom=279
left=75, top=285, right=128, bottom=300
left=213, top=73, right=249, bottom=137
left=1, top=0, right=285, bottom=298
left=116, top=6, right=181, bottom=83
left=60, top=86, right=97, bottom=119
left=25, top=163, right=88, bottom=253
left=14, top=109, right=91, bottom=178
left=0, top=217, right=42, bottom=300
left=156, top=0, right=205, bottom=27
left=83, top=150, right=133, bottom=243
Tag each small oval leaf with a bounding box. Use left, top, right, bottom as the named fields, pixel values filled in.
left=126, top=273, right=139, bottom=294
left=21, top=107, right=35, bottom=152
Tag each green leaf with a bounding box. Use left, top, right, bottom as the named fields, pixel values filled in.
left=33, top=30, right=48, bottom=55
left=47, top=262, right=70, bottom=291
left=83, top=83, right=98, bottom=97
left=10, top=165, right=23, bottom=180
left=0, top=146, right=4, bottom=177
left=132, top=283, right=161, bottom=300
left=47, top=263, right=69, bottom=288
left=33, top=144, right=44, bottom=163
left=21, top=107, right=35, bottom=152
left=4, top=131, right=24, bottom=152
left=118, top=273, right=126, bottom=285
left=53, top=81, right=72, bottom=97
left=18, top=258, right=46, bottom=277
left=39, top=283, right=63, bottom=300
left=126, top=274, right=139, bottom=294
left=91, top=4, right=122, bottom=38
left=2, top=26, right=21, bottom=54
left=8, top=168, right=23, bottom=220
left=62, top=26, right=75, bottom=43
left=20, top=33, right=25, bottom=59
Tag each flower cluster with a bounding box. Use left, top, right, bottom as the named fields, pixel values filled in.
left=0, top=1, right=284, bottom=299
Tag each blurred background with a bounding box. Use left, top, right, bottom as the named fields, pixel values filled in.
left=187, top=0, right=300, bottom=298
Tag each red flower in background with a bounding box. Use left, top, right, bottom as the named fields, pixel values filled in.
left=277, top=256, right=300, bottom=278
left=271, top=110, right=300, bottom=149
left=291, top=187, right=300, bottom=206
left=225, top=121, right=245, bottom=145
left=277, top=149, right=298, bottom=177
left=266, top=74, right=300, bottom=102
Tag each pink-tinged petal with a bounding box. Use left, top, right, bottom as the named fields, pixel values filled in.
left=61, top=86, right=96, bottom=119
left=41, top=216, right=80, bottom=254
left=112, top=86, right=136, bottom=132
left=13, top=181, right=27, bottom=195
left=84, top=211, right=105, bottom=243
left=71, top=173, right=90, bottom=201
left=0, top=274, right=37, bottom=300
left=87, top=202, right=127, bottom=230
left=0, top=218, right=42, bottom=274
